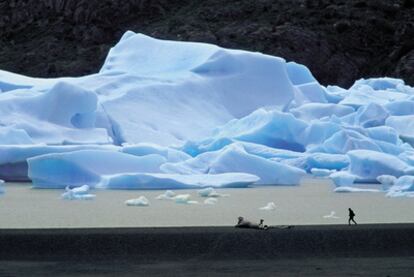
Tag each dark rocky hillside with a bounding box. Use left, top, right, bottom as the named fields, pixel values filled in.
left=0, top=0, right=413, bottom=87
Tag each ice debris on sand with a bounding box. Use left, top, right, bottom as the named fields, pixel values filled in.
left=125, top=196, right=149, bottom=206
left=259, top=202, right=277, bottom=211
left=1, top=32, right=414, bottom=196
left=204, top=198, right=218, bottom=205
left=61, top=185, right=96, bottom=200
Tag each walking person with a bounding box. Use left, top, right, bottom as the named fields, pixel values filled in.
left=348, top=208, right=357, bottom=225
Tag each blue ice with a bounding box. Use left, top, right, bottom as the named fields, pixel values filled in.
left=0, top=31, right=414, bottom=194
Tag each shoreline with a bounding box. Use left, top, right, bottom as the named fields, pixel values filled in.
left=1, top=223, right=413, bottom=261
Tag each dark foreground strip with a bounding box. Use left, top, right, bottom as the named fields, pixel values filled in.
left=0, top=224, right=413, bottom=261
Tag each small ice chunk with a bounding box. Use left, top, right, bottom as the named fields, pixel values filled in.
left=74, top=194, right=96, bottom=200
left=204, top=198, right=218, bottom=205
left=198, top=187, right=216, bottom=197
left=65, top=185, right=90, bottom=195
left=61, top=185, right=96, bottom=200
left=156, top=190, right=176, bottom=200
left=259, top=202, right=276, bottom=211
left=197, top=187, right=229, bottom=198
left=174, top=194, right=198, bottom=204
left=323, top=211, right=339, bottom=219
left=125, top=196, right=149, bottom=206
left=187, top=200, right=199, bottom=204
left=61, top=192, right=96, bottom=200
left=0, top=179, right=4, bottom=194
left=334, top=186, right=380, bottom=193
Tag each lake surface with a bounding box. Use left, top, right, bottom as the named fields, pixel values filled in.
left=1, top=178, right=413, bottom=228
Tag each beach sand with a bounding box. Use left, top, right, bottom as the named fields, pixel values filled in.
left=1, top=178, right=413, bottom=228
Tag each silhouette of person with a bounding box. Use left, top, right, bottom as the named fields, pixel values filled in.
left=258, top=219, right=269, bottom=230
left=348, top=208, right=357, bottom=225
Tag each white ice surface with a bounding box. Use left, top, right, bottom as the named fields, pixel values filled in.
left=1, top=32, right=414, bottom=195
left=125, top=196, right=149, bottom=206
left=61, top=185, right=96, bottom=200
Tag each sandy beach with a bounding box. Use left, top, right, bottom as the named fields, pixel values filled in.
left=1, top=178, right=413, bottom=229
left=1, top=224, right=414, bottom=276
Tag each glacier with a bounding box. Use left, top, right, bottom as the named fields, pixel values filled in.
left=1, top=31, right=414, bottom=196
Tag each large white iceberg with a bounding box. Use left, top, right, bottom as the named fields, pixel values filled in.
left=28, top=150, right=166, bottom=188
left=1, top=31, right=414, bottom=194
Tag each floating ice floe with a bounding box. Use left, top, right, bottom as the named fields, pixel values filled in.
left=198, top=187, right=219, bottom=197
left=1, top=31, right=414, bottom=196
left=0, top=179, right=4, bottom=194
left=323, top=211, right=339, bottom=219
left=197, top=187, right=229, bottom=198
left=174, top=194, right=198, bottom=204
left=259, top=202, right=277, bottom=211
left=204, top=198, right=218, bottom=205
left=156, top=190, right=176, bottom=200
left=386, top=175, right=414, bottom=197
left=61, top=185, right=96, bottom=200
left=125, top=196, right=149, bottom=206
left=334, top=186, right=381, bottom=193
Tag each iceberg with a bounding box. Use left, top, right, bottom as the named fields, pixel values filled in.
left=387, top=175, right=414, bottom=196
left=28, top=150, right=166, bottom=188
left=1, top=31, right=414, bottom=195
left=376, top=175, right=397, bottom=187
left=100, top=172, right=259, bottom=190
left=290, top=103, right=354, bottom=121
left=162, top=144, right=305, bottom=185
left=386, top=115, right=414, bottom=145
left=122, top=143, right=191, bottom=163
left=0, top=144, right=119, bottom=181
left=347, top=150, right=412, bottom=182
